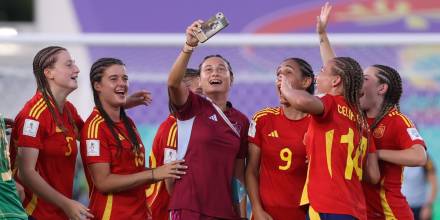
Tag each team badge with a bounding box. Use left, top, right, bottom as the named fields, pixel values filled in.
left=248, top=120, right=256, bottom=138
left=407, top=128, right=423, bottom=141
left=164, top=148, right=177, bottom=164
left=373, top=124, right=386, bottom=139
left=23, top=119, right=39, bottom=137
left=86, top=139, right=100, bottom=156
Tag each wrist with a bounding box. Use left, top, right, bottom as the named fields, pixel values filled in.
left=182, top=43, right=195, bottom=54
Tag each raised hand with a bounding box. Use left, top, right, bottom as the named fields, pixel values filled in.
left=317, top=2, right=332, bottom=34
left=279, top=74, right=293, bottom=96
left=186, top=20, right=204, bottom=47
left=125, top=90, right=152, bottom=108
left=153, top=159, right=187, bottom=181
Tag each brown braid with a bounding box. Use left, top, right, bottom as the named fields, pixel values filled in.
left=331, top=57, right=368, bottom=144
left=32, top=46, right=78, bottom=138
left=90, top=58, right=141, bottom=154
left=284, top=57, right=315, bottom=94
left=369, top=64, right=403, bottom=130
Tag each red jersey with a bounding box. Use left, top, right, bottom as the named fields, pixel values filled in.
left=146, top=115, right=177, bottom=220
left=10, top=91, right=83, bottom=220
left=363, top=109, right=425, bottom=220
left=300, top=94, right=375, bottom=220
left=168, top=91, right=249, bottom=219
left=80, top=108, right=148, bottom=220
left=248, top=107, right=309, bottom=220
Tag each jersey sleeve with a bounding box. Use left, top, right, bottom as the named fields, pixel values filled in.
left=248, top=112, right=266, bottom=147
left=15, top=112, right=47, bottom=150
left=312, top=94, right=335, bottom=122
left=83, top=125, right=112, bottom=164
left=392, top=115, right=426, bottom=150
left=172, top=91, right=202, bottom=120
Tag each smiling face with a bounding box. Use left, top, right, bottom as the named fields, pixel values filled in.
left=199, top=56, right=233, bottom=96
left=94, top=64, right=128, bottom=108
left=44, top=50, right=80, bottom=93
left=360, top=66, right=388, bottom=111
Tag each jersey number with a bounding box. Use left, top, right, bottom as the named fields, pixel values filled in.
left=325, top=128, right=367, bottom=180
left=65, top=137, right=74, bottom=156
left=278, top=148, right=292, bottom=171
left=135, top=152, right=145, bottom=167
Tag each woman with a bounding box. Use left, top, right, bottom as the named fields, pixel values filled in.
left=245, top=58, right=314, bottom=220
left=11, top=46, right=152, bottom=220
left=147, top=68, right=201, bottom=220
left=317, top=3, right=427, bottom=219
left=167, top=20, right=249, bottom=219
left=81, top=57, right=187, bottom=219
left=11, top=46, right=94, bottom=220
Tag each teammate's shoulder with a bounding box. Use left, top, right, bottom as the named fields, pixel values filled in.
left=251, top=107, right=280, bottom=122
left=83, top=109, right=106, bottom=139
left=387, top=109, right=415, bottom=128
left=22, top=95, right=49, bottom=120
left=158, top=115, right=177, bottom=131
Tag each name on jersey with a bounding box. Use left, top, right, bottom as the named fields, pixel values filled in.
left=337, top=104, right=357, bottom=122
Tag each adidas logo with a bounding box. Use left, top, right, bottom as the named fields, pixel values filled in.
left=268, top=130, right=279, bottom=138
left=209, top=114, right=218, bottom=122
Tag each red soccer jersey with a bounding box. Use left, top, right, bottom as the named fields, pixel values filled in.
left=248, top=107, right=309, bottom=220
left=10, top=91, right=83, bottom=220
left=300, top=94, right=374, bottom=220
left=363, top=109, right=426, bottom=220
left=80, top=108, right=148, bottom=220
left=168, top=91, right=249, bottom=219
left=146, top=114, right=177, bottom=220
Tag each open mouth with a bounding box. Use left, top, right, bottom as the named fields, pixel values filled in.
left=115, top=89, right=127, bottom=97
left=209, top=79, right=222, bottom=85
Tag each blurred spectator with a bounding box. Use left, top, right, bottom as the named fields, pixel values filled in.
left=403, top=155, right=438, bottom=220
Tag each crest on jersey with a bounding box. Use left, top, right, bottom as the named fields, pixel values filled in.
left=23, top=119, right=39, bottom=137
left=248, top=120, right=256, bottom=138
left=373, top=124, right=386, bottom=139
left=86, top=139, right=100, bottom=156
left=164, top=148, right=177, bottom=164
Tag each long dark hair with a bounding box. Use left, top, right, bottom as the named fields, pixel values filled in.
left=89, top=57, right=141, bottom=153
left=369, top=64, right=403, bottom=129
left=32, top=46, right=78, bottom=137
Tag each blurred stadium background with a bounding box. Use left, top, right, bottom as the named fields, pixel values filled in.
left=1, top=0, right=439, bottom=217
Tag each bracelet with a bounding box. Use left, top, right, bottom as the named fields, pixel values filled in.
left=185, top=41, right=198, bottom=47
left=151, top=169, right=155, bottom=181
left=182, top=43, right=195, bottom=54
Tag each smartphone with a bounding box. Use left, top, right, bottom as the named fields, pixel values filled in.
left=194, top=12, right=229, bottom=43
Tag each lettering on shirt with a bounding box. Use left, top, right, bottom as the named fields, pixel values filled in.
left=337, top=104, right=358, bottom=122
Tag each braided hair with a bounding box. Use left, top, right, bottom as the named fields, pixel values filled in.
left=32, top=46, right=78, bottom=138
left=90, top=58, right=141, bottom=154
left=369, top=64, right=403, bottom=129
left=331, top=57, right=368, bottom=142
left=284, top=57, right=315, bottom=94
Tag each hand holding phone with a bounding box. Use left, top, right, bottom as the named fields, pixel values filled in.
left=193, top=12, right=229, bottom=43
